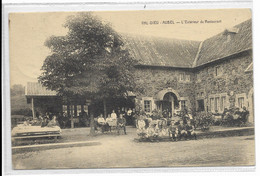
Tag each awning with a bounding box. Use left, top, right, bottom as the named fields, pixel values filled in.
left=154, top=88, right=180, bottom=101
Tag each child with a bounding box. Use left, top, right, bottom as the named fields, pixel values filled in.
left=169, top=121, right=179, bottom=141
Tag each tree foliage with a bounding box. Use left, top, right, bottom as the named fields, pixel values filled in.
left=39, top=12, right=138, bottom=101
left=11, top=84, right=25, bottom=96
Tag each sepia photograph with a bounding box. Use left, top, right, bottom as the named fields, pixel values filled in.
left=8, top=9, right=255, bottom=169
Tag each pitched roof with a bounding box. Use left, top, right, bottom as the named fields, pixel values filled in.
left=25, top=82, right=57, bottom=96
left=121, top=34, right=200, bottom=68
left=195, top=19, right=252, bottom=67
left=122, top=19, right=252, bottom=68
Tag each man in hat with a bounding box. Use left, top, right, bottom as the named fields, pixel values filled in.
left=177, top=120, right=187, bottom=140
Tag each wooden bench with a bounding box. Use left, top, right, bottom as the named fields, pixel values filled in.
left=12, top=132, right=62, bottom=146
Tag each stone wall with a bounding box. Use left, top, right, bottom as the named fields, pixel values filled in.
left=133, top=49, right=253, bottom=116
left=133, top=66, right=196, bottom=111
left=194, top=50, right=253, bottom=112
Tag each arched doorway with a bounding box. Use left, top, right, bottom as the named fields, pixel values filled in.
left=162, top=92, right=179, bottom=117
left=155, top=88, right=180, bottom=117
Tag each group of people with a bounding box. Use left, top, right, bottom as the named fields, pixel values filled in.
left=136, top=109, right=196, bottom=142
left=220, top=106, right=249, bottom=126
left=22, top=113, right=60, bottom=128
left=169, top=120, right=197, bottom=141
left=95, top=110, right=128, bottom=134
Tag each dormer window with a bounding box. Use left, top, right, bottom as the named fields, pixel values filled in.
left=223, top=27, right=239, bottom=42
left=223, top=27, right=239, bottom=35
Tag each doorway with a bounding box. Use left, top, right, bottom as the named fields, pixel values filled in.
left=197, top=99, right=205, bottom=112
left=161, top=92, right=179, bottom=117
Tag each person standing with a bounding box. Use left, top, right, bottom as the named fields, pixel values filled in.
left=111, top=110, right=117, bottom=120
left=169, top=121, right=179, bottom=141
left=186, top=120, right=197, bottom=140
left=117, top=114, right=126, bottom=135
left=177, top=120, right=187, bottom=140
left=126, top=108, right=133, bottom=125
left=240, top=106, right=249, bottom=124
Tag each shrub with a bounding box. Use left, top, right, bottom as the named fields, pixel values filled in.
left=194, top=112, right=214, bottom=131
left=11, top=108, right=32, bottom=117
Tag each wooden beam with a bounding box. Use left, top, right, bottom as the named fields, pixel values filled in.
left=32, top=97, right=36, bottom=119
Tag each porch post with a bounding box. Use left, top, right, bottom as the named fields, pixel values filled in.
left=31, top=97, right=36, bottom=119
left=171, top=98, right=174, bottom=117
left=103, top=99, right=107, bottom=118
left=67, top=105, right=70, bottom=117
left=81, top=104, right=84, bottom=114
left=170, top=95, right=174, bottom=117
left=71, top=105, right=74, bottom=128
left=74, top=104, right=77, bottom=117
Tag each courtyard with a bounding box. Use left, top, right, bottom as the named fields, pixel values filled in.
left=12, top=126, right=255, bottom=169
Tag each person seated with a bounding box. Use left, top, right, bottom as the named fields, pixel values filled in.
left=97, top=114, right=107, bottom=133
left=117, top=114, right=126, bottom=135
left=177, top=120, right=188, bottom=140
left=23, top=118, right=31, bottom=126
left=106, top=114, right=112, bottom=122
left=136, top=118, right=146, bottom=130
left=31, top=117, right=42, bottom=126
left=169, top=121, right=179, bottom=141
left=146, top=122, right=160, bottom=142
left=136, top=118, right=147, bottom=139
left=234, top=107, right=241, bottom=119
left=185, top=120, right=197, bottom=140
left=97, top=114, right=106, bottom=125
left=47, top=115, right=60, bottom=127
left=222, top=108, right=229, bottom=119
left=151, top=110, right=160, bottom=120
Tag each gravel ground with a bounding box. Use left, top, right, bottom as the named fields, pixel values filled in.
left=12, top=127, right=255, bottom=169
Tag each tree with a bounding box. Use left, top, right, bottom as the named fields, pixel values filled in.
left=11, top=84, right=25, bottom=96
left=38, top=12, right=139, bottom=134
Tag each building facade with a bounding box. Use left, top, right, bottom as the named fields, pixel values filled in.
left=25, top=19, right=253, bottom=124
left=128, top=19, right=253, bottom=122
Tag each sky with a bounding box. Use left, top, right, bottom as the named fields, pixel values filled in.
left=9, top=9, right=252, bottom=86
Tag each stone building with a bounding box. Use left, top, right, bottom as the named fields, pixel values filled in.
left=124, top=19, right=253, bottom=122
left=25, top=19, right=253, bottom=125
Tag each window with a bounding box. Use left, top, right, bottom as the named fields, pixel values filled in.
left=197, top=100, right=205, bottom=112
left=144, top=100, right=152, bottom=113
left=209, top=94, right=228, bottom=113
left=179, top=73, right=190, bottom=82
left=220, top=96, right=226, bottom=112
left=210, top=98, right=214, bottom=112
left=215, top=66, right=222, bottom=76
left=180, top=73, right=185, bottom=81
left=180, top=100, right=187, bottom=110
left=235, top=93, right=247, bottom=110
left=196, top=72, right=201, bottom=82
left=238, top=97, right=244, bottom=109
left=201, top=92, right=204, bottom=97
left=215, top=97, right=220, bottom=112
left=186, top=75, right=191, bottom=81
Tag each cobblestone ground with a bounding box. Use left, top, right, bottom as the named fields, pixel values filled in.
left=12, top=127, right=255, bottom=169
